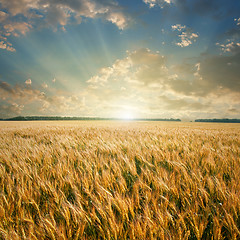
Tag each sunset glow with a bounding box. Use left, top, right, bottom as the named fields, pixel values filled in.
left=0, top=0, right=240, bottom=120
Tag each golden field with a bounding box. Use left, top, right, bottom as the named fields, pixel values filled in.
left=0, top=121, right=239, bottom=240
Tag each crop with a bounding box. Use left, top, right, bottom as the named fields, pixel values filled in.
left=0, top=121, right=239, bottom=239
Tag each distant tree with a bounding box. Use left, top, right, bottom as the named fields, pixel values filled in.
left=195, top=119, right=240, bottom=123
left=4, top=116, right=182, bottom=122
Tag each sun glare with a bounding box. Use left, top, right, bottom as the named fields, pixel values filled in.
left=119, top=110, right=134, bottom=120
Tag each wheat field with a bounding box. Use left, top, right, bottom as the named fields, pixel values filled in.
left=0, top=121, right=239, bottom=239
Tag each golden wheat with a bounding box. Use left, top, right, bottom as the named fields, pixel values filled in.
left=0, top=121, right=239, bottom=239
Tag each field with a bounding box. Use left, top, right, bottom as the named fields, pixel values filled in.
left=0, top=121, right=240, bottom=240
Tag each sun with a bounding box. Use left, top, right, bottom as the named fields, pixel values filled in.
left=119, top=110, right=134, bottom=120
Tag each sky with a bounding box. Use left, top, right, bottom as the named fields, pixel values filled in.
left=0, top=0, right=240, bottom=120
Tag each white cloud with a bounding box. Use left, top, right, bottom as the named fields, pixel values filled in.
left=42, top=82, right=48, bottom=89
left=0, top=40, right=16, bottom=52
left=1, top=0, right=130, bottom=30
left=0, top=0, right=131, bottom=52
left=85, top=48, right=211, bottom=118
left=83, top=47, right=240, bottom=118
left=87, top=57, right=132, bottom=86
left=25, top=79, right=32, bottom=85
left=171, top=24, right=186, bottom=31
left=0, top=10, right=32, bottom=51
left=216, top=41, right=240, bottom=53
left=143, top=0, right=172, bottom=8
left=0, top=21, right=30, bottom=51
left=106, top=11, right=129, bottom=30
left=234, top=18, right=240, bottom=26
left=216, top=18, right=240, bottom=54
left=86, top=48, right=168, bottom=91
left=3, top=22, right=32, bottom=37
left=1, top=45, right=240, bottom=118
left=172, top=24, right=199, bottom=47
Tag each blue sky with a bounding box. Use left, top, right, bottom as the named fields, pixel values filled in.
left=0, top=0, right=240, bottom=119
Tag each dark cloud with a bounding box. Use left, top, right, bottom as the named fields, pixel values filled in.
left=179, top=0, right=240, bottom=18
left=144, top=0, right=240, bottom=19
left=199, top=52, right=240, bottom=92
left=130, top=48, right=168, bottom=85
left=168, top=48, right=240, bottom=97
left=0, top=81, right=85, bottom=117
left=159, top=95, right=210, bottom=110
left=176, top=0, right=221, bottom=16
left=87, top=48, right=240, bottom=100
left=0, top=103, right=23, bottom=118
left=0, top=81, right=14, bottom=94
left=228, top=108, right=239, bottom=114
left=130, top=48, right=166, bottom=66
left=172, top=63, right=196, bottom=75
left=0, top=81, right=45, bottom=102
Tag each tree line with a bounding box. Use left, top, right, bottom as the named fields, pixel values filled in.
left=1, top=116, right=181, bottom=122
left=195, top=118, right=240, bottom=123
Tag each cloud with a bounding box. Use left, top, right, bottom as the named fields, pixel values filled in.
left=216, top=18, right=240, bottom=55
left=0, top=10, right=7, bottom=22
left=0, top=103, right=24, bottom=118
left=0, top=40, right=15, bottom=52
left=234, top=18, right=240, bottom=26
left=130, top=49, right=168, bottom=85
left=87, top=48, right=168, bottom=89
left=25, top=79, right=32, bottom=85
left=171, top=24, right=186, bottom=31
left=87, top=47, right=240, bottom=97
left=1, top=46, right=240, bottom=118
left=1, top=0, right=130, bottom=29
left=168, top=49, right=240, bottom=98
left=178, top=0, right=222, bottom=16
left=0, top=0, right=131, bottom=51
left=228, top=108, right=239, bottom=114
left=216, top=41, right=240, bottom=53
left=0, top=0, right=38, bottom=16
left=143, top=0, right=238, bottom=19
left=0, top=10, right=32, bottom=51
left=143, top=0, right=172, bottom=8
left=41, top=82, right=48, bottom=89
left=85, top=47, right=240, bottom=118
left=3, top=22, right=32, bottom=37
left=172, top=24, right=198, bottom=47
left=217, top=18, right=240, bottom=54
left=0, top=81, right=44, bottom=103
left=159, top=95, right=210, bottom=111
left=0, top=81, right=15, bottom=94
left=197, top=53, right=240, bottom=93
left=105, top=11, right=129, bottom=30
left=223, top=17, right=240, bottom=40
left=0, top=81, right=86, bottom=117
left=85, top=49, right=170, bottom=117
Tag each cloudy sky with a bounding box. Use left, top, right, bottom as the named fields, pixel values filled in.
left=0, top=0, right=240, bottom=120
